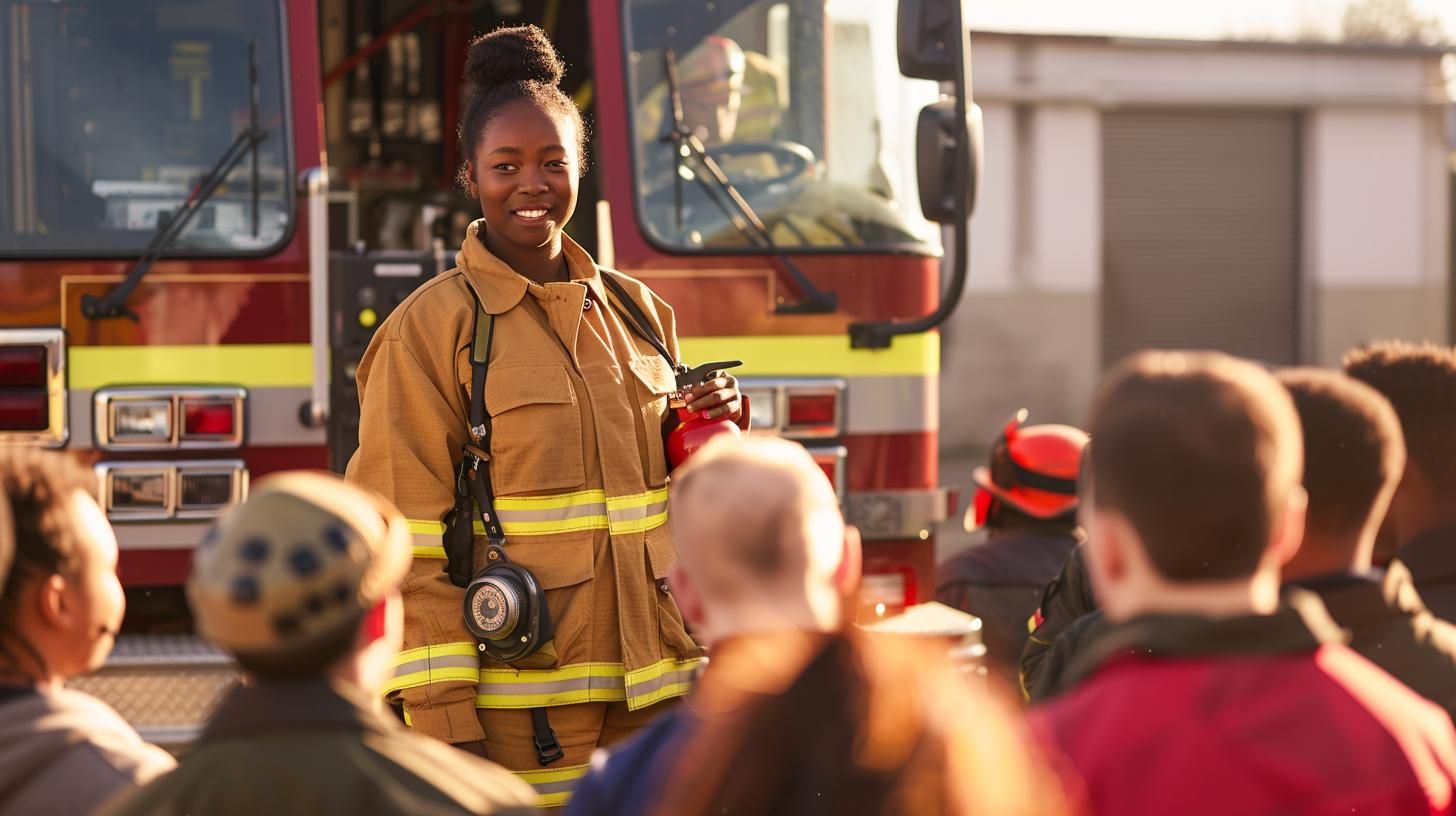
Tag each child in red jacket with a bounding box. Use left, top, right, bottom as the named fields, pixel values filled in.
left=1032, top=350, right=1456, bottom=816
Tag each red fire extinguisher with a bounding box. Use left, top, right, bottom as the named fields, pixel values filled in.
left=667, top=360, right=748, bottom=469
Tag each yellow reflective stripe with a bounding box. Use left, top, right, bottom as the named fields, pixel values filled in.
left=69, top=343, right=312, bottom=389
left=624, top=657, right=703, bottom=710
left=606, top=488, right=669, bottom=535
left=405, top=487, right=665, bottom=558
left=496, top=489, right=606, bottom=510
left=516, top=762, right=590, bottom=808
left=679, top=332, right=939, bottom=377
left=603, top=488, right=668, bottom=510
left=495, top=491, right=609, bottom=535
left=476, top=662, right=628, bottom=709
left=386, top=652, right=697, bottom=710
left=385, top=642, right=480, bottom=694
left=408, top=520, right=448, bottom=559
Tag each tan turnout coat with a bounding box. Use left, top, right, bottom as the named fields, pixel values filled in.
left=346, top=222, right=703, bottom=746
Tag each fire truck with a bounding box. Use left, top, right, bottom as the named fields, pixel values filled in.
left=0, top=0, right=978, bottom=741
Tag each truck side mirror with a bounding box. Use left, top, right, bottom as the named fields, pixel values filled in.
left=898, top=0, right=964, bottom=81
left=915, top=100, right=982, bottom=224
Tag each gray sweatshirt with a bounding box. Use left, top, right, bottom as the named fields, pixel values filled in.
left=0, top=685, right=175, bottom=815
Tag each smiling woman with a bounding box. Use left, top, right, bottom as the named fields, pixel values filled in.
left=344, top=24, right=743, bottom=809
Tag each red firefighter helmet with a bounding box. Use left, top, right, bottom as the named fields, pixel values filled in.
left=965, top=410, right=1089, bottom=532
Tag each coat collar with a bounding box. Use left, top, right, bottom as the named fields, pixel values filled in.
left=455, top=218, right=600, bottom=315
left=201, top=678, right=398, bottom=743
left=1060, top=589, right=1347, bottom=691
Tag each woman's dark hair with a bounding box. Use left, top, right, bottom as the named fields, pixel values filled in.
left=457, top=24, right=588, bottom=190
left=0, top=449, right=99, bottom=677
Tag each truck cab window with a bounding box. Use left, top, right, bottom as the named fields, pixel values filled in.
left=0, top=0, right=291, bottom=257
left=623, top=0, right=935, bottom=254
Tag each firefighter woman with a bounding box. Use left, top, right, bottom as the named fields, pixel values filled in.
left=346, top=25, right=740, bottom=807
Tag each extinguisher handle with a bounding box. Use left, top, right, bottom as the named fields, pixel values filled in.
left=675, top=360, right=743, bottom=391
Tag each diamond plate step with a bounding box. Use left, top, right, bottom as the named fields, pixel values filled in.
left=70, top=635, right=239, bottom=749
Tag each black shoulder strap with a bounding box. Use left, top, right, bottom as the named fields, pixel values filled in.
left=468, top=297, right=495, bottom=441
left=444, top=294, right=504, bottom=587
left=599, top=272, right=678, bottom=371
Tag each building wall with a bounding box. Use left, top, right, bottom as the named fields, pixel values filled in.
left=939, top=32, right=1451, bottom=455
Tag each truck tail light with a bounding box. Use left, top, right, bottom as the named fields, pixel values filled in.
left=0, top=392, right=49, bottom=431
left=0, top=346, right=46, bottom=386
left=177, top=465, right=246, bottom=518
left=95, top=388, right=245, bottom=450
left=786, top=393, right=836, bottom=429
left=111, top=400, right=172, bottom=443
left=104, top=467, right=172, bottom=519
left=735, top=379, right=845, bottom=439
left=98, top=461, right=246, bottom=520
left=0, top=330, right=64, bottom=445
left=807, top=445, right=848, bottom=504
left=181, top=400, right=236, bottom=438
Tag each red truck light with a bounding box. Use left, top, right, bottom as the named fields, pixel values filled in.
left=95, top=388, right=245, bottom=450
left=0, top=346, right=46, bottom=387
left=787, top=393, right=836, bottom=428
left=0, top=392, right=49, bottom=431
left=182, top=400, right=237, bottom=438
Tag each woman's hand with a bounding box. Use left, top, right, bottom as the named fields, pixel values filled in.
left=683, top=373, right=742, bottom=422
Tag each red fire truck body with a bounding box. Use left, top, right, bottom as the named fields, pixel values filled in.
left=0, top=0, right=969, bottom=623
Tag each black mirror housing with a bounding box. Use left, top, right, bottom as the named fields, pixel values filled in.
left=898, top=0, right=966, bottom=81
left=915, top=100, right=982, bottom=223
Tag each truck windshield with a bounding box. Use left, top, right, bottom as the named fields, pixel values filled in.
left=623, top=0, right=937, bottom=254
left=0, top=0, right=291, bottom=257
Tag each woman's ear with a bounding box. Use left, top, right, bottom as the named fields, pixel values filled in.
left=36, top=573, right=72, bottom=631
left=463, top=161, right=479, bottom=197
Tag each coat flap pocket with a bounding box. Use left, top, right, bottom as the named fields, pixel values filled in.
left=484, top=364, right=575, bottom=416
left=645, top=526, right=679, bottom=580
left=504, top=531, right=595, bottom=590
left=628, top=355, right=678, bottom=397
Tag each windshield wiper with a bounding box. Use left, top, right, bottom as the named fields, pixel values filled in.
left=84, top=42, right=269, bottom=322
left=660, top=49, right=836, bottom=316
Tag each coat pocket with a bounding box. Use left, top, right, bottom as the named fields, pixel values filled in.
left=488, top=531, right=596, bottom=671
left=645, top=526, right=704, bottom=659
left=628, top=355, right=678, bottom=488
left=481, top=364, right=586, bottom=494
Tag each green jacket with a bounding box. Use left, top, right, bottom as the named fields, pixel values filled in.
left=99, top=679, right=538, bottom=816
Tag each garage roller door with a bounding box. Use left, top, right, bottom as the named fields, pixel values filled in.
left=1102, top=109, right=1300, bottom=366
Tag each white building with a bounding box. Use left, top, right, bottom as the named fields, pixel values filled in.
left=940, top=31, right=1455, bottom=452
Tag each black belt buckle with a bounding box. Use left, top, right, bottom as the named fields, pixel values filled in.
left=530, top=708, right=565, bottom=766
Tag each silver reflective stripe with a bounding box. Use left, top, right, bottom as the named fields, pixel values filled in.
left=606, top=500, right=668, bottom=524
left=531, top=779, right=581, bottom=796
left=393, top=653, right=477, bottom=678
left=477, top=674, right=626, bottom=698
left=495, top=502, right=607, bottom=524
left=626, top=666, right=697, bottom=700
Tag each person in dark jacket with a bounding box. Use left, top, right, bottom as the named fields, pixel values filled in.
left=1026, top=368, right=1456, bottom=712
left=1020, top=544, right=1096, bottom=702
left=936, top=412, right=1087, bottom=687
left=1278, top=368, right=1456, bottom=721
left=1346, top=341, right=1456, bottom=623
left=1032, top=351, right=1456, bottom=815
left=100, top=472, right=535, bottom=816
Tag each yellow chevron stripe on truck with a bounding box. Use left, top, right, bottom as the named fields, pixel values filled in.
left=67, top=332, right=937, bottom=389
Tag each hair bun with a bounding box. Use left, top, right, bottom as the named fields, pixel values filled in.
left=465, top=24, right=565, bottom=88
